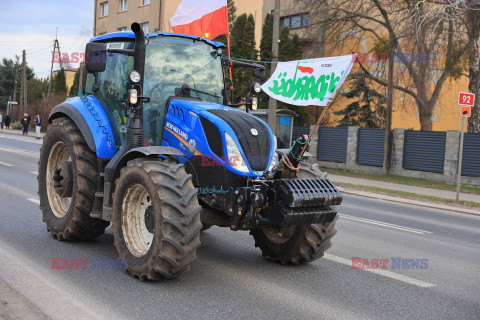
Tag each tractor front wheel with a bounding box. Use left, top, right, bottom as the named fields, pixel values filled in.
left=112, top=158, right=202, bottom=281
left=250, top=161, right=338, bottom=264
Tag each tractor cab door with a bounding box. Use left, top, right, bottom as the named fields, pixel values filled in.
left=85, top=41, right=134, bottom=147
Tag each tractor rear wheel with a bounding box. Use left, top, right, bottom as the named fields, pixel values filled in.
left=38, top=117, right=109, bottom=241
left=250, top=161, right=338, bottom=264
left=112, top=158, right=202, bottom=281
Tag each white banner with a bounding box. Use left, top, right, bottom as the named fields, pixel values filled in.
left=261, top=54, right=356, bottom=106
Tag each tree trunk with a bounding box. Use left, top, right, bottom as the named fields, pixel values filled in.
left=419, top=107, right=433, bottom=131
left=466, top=8, right=480, bottom=133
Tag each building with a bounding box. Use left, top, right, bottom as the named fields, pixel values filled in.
left=52, top=68, right=78, bottom=92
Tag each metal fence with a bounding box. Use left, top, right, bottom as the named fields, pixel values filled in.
left=462, top=133, right=480, bottom=177
left=403, top=130, right=446, bottom=173
left=357, top=128, right=385, bottom=167
left=317, top=127, right=348, bottom=163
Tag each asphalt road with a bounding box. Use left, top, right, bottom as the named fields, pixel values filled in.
left=0, top=132, right=479, bottom=320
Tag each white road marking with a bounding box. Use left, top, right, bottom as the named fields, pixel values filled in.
left=0, top=161, right=14, bottom=167
left=324, top=253, right=436, bottom=288
left=27, top=198, right=40, bottom=205
left=30, top=171, right=38, bottom=175
left=341, top=214, right=432, bottom=235
left=0, top=145, right=38, bottom=158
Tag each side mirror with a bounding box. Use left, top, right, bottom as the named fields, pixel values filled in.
left=85, top=42, right=107, bottom=73
left=252, top=66, right=266, bottom=79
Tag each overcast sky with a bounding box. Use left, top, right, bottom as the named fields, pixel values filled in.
left=0, top=0, right=94, bottom=78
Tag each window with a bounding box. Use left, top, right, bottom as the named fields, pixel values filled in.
left=118, top=27, right=127, bottom=31
left=119, top=0, right=128, bottom=12
left=141, top=22, right=149, bottom=34
left=141, top=0, right=150, bottom=5
left=302, top=13, right=310, bottom=27
left=143, top=37, right=224, bottom=145
left=280, top=13, right=310, bottom=30
left=85, top=41, right=135, bottom=146
left=100, top=2, right=108, bottom=17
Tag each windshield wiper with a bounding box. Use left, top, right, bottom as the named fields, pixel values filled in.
left=180, top=84, right=221, bottom=99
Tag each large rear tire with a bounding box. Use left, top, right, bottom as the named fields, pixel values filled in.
left=250, top=161, right=338, bottom=264
left=112, top=158, right=202, bottom=281
left=38, top=117, right=109, bottom=241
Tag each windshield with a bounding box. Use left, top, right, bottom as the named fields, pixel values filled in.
left=144, top=36, right=225, bottom=105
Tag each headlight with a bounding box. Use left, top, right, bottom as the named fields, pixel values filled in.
left=268, top=136, right=278, bottom=172
left=129, top=70, right=141, bottom=83
left=268, top=152, right=279, bottom=172
left=225, top=132, right=250, bottom=173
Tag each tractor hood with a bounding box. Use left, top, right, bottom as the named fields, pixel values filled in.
left=168, top=99, right=276, bottom=172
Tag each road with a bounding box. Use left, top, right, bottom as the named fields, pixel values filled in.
left=0, top=132, right=479, bottom=320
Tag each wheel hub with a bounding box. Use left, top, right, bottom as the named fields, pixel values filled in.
left=263, top=226, right=297, bottom=244
left=144, top=205, right=155, bottom=233
left=53, top=161, right=73, bottom=198
left=122, top=184, right=154, bottom=258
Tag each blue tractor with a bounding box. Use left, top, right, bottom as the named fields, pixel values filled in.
left=38, top=23, right=342, bottom=281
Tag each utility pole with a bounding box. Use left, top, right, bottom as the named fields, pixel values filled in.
left=79, top=63, right=85, bottom=92
left=22, top=50, right=28, bottom=116
left=48, top=29, right=61, bottom=100
left=383, top=49, right=395, bottom=175
left=267, top=0, right=280, bottom=133
left=19, top=50, right=27, bottom=116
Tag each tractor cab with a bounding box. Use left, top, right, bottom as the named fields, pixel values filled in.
left=85, top=31, right=263, bottom=148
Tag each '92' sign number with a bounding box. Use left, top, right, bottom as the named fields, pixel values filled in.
left=458, top=92, right=475, bottom=106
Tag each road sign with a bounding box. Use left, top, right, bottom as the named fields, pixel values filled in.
left=461, top=106, right=471, bottom=117
left=458, top=92, right=475, bottom=106
left=8, top=101, right=18, bottom=105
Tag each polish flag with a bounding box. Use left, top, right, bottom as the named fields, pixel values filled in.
left=170, top=0, right=229, bottom=40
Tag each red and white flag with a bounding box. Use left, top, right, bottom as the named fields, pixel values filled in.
left=170, top=0, right=228, bottom=40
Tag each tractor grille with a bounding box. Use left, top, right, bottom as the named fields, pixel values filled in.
left=208, top=109, right=270, bottom=171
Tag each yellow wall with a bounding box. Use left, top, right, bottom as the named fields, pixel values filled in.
left=52, top=70, right=77, bottom=91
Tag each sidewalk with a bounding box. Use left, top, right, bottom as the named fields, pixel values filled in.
left=329, top=174, right=480, bottom=204
left=0, top=128, right=44, bottom=139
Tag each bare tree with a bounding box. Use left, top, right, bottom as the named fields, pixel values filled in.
left=295, top=0, right=462, bottom=131
left=411, top=0, right=480, bottom=132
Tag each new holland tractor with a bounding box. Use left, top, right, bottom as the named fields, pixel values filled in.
left=38, top=23, right=342, bottom=281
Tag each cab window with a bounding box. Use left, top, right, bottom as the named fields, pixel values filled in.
left=85, top=41, right=134, bottom=147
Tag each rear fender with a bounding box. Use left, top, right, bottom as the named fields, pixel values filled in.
left=49, top=96, right=117, bottom=159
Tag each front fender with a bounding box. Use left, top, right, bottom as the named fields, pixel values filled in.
left=49, top=96, right=117, bottom=159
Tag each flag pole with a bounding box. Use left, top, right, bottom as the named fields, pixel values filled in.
left=226, top=11, right=233, bottom=92
left=227, top=34, right=233, bottom=90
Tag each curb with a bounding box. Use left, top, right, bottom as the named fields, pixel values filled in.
left=338, top=186, right=480, bottom=216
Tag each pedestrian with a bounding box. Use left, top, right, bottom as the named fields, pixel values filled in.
left=21, top=113, right=30, bottom=135
left=4, top=114, right=10, bottom=129
left=35, top=114, right=42, bottom=139
left=0, top=112, right=3, bottom=130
